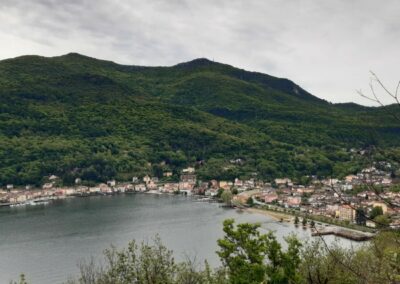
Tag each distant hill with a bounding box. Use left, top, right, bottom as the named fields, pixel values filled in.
left=0, top=53, right=399, bottom=186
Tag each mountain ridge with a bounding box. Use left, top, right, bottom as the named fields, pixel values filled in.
left=0, top=52, right=389, bottom=108
left=0, top=53, right=343, bottom=105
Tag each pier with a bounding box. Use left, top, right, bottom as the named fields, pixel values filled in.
left=311, top=227, right=374, bottom=241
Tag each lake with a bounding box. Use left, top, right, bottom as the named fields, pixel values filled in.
left=0, top=194, right=356, bottom=283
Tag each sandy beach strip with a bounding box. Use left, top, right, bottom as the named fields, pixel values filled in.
left=246, top=208, right=293, bottom=222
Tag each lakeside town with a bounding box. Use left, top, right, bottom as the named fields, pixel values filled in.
left=1, top=163, right=400, bottom=233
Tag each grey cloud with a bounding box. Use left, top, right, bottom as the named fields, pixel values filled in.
left=0, top=0, right=399, bottom=105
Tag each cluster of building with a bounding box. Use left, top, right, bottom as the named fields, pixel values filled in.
left=1, top=165, right=399, bottom=229
left=246, top=166, right=400, bottom=229
left=0, top=167, right=203, bottom=206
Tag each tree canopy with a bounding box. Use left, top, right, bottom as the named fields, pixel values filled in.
left=0, top=54, right=399, bottom=186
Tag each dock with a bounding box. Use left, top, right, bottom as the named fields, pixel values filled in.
left=311, top=227, right=374, bottom=241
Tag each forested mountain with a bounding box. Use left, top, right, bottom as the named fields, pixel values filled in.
left=0, top=53, right=399, bottom=186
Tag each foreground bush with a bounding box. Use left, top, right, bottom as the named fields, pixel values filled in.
left=64, top=236, right=224, bottom=284
left=301, top=231, right=400, bottom=284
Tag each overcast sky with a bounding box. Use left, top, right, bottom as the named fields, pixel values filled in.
left=0, top=0, right=399, bottom=105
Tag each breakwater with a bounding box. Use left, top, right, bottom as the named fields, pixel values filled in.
left=311, top=227, right=374, bottom=241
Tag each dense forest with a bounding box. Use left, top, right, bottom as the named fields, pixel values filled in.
left=0, top=53, right=399, bottom=186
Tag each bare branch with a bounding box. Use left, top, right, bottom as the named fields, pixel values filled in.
left=360, top=74, right=400, bottom=121
left=370, top=71, right=400, bottom=106
left=369, top=82, right=384, bottom=107
left=357, top=89, right=381, bottom=105
left=395, top=80, right=400, bottom=100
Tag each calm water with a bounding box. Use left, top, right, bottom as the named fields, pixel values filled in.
left=0, top=194, right=355, bottom=284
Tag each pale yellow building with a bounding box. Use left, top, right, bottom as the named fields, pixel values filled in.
left=372, top=202, right=388, bottom=214
left=338, top=205, right=355, bottom=222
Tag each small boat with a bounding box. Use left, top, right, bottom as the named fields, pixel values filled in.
left=34, top=200, right=50, bottom=205
left=10, top=203, right=26, bottom=208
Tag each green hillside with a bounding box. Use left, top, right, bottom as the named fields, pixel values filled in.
left=0, top=53, right=399, bottom=186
